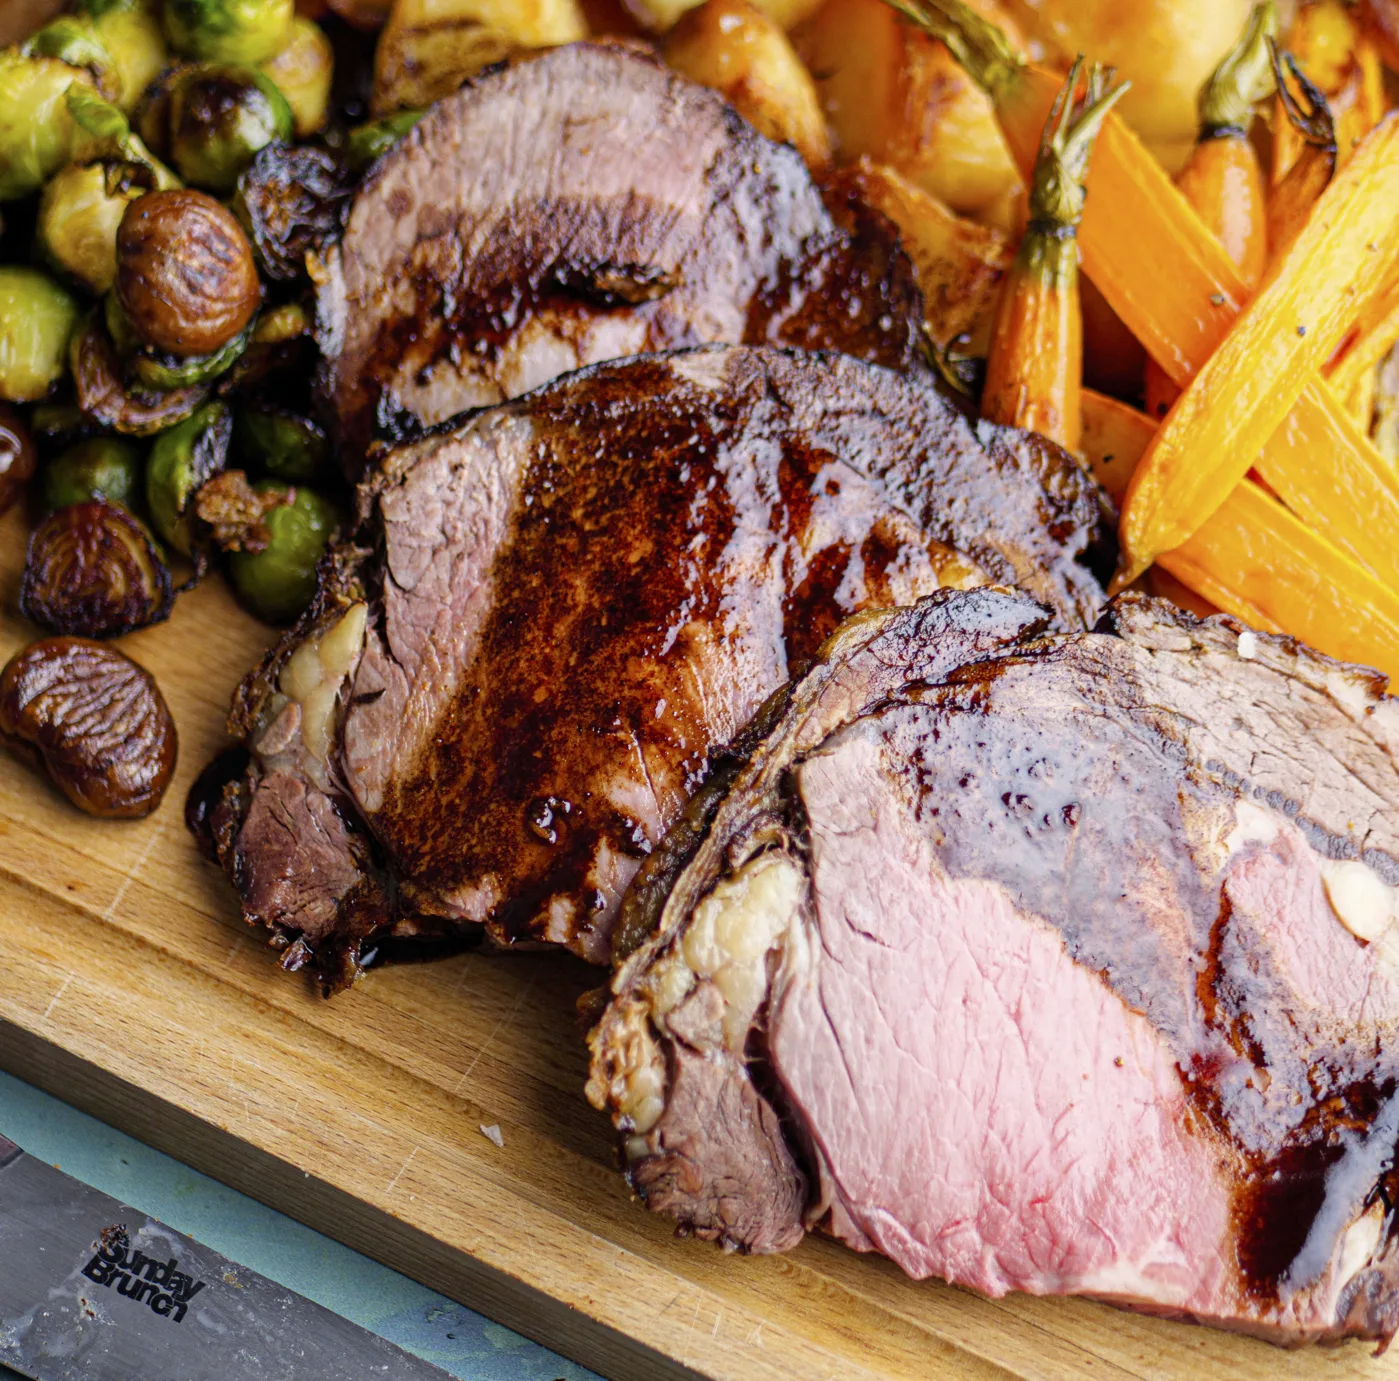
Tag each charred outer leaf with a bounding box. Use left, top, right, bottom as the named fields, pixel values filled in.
left=21, top=499, right=174, bottom=638
left=0, top=636, right=177, bottom=818
left=234, top=143, right=352, bottom=281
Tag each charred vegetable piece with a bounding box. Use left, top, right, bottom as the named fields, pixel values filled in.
left=131, top=323, right=253, bottom=392
left=37, top=161, right=144, bottom=295
left=116, top=189, right=260, bottom=357
left=42, top=436, right=143, bottom=514
left=233, top=403, right=327, bottom=481
left=166, top=62, right=293, bottom=192
left=22, top=499, right=174, bottom=638
left=145, top=401, right=231, bottom=553
left=981, top=62, right=1127, bottom=452
left=0, top=267, right=80, bottom=403
left=257, top=16, right=333, bottom=136
left=70, top=311, right=209, bottom=435
left=164, top=0, right=294, bottom=65
left=228, top=482, right=336, bottom=622
left=192, top=467, right=291, bottom=550
left=233, top=143, right=352, bottom=280
left=345, top=107, right=423, bottom=168
left=0, top=52, right=92, bottom=200
left=0, top=405, right=37, bottom=515
left=0, top=636, right=176, bottom=818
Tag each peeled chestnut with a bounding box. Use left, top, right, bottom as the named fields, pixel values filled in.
left=20, top=500, right=174, bottom=639
left=0, top=404, right=36, bottom=516
left=0, top=637, right=177, bottom=818
left=116, top=189, right=260, bottom=358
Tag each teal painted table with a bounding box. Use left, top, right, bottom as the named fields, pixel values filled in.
left=0, top=1071, right=600, bottom=1381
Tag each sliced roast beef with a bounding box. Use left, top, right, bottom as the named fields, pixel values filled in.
left=587, top=588, right=1399, bottom=1346
left=316, top=41, right=922, bottom=476
left=202, top=346, right=1112, bottom=988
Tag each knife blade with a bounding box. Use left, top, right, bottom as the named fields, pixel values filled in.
left=0, top=1133, right=455, bottom=1380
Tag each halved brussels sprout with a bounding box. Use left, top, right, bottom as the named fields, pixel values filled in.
left=257, top=16, right=333, bottom=137
left=234, top=404, right=327, bottom=482
left=0, top=268, right=80, bottom=402
left=229, top=482, right=338, bottom=622
left=42, top=436, right=144, bottom=514
left=22, top=17, right=120, bottom=101
left=21, top=498, right=174, bottom=638
left=79, top=0, right=169, bottom=113
left=0, top=52, right=93, bottom=201
left=167, top=63, right=293, bottom=192
left=163, top=0, right=295, bottom=65
left=38, top=162, right=143, bottom=294
left=145, top=400, right=230, bottom=553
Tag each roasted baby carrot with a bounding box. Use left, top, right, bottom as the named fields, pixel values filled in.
left=1118, top=117, right=1399, bottom=584
left=980, top=62, right=1126, bottom=450
left=1267, top=45, right=1338, bottom=265
left=1146, top=3, right=1275, bottom=418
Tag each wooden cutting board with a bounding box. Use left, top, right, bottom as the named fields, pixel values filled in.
left=0, top=501, right=1394, bottom=1381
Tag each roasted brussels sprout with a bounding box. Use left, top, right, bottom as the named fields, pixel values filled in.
left=0, top=51, right=93, bottom=201
left=345, top=106, right=423, bottom=168
left=234, top=403, right=327, bottom=481
left=0, top=267, right=80, bottom=402
left=257, top=16, right=333, bottom=136
left=116, top=189, right=260, bottom=356
left=163, top=0, right=295, bottom=65
left=166, top=62, right=293, bottom=191
left=71, top=311, right=209, bottom=435
left=66, top=85, right=180, bottom=189
left=41, top=436, right=143, bottom=514
left=131, top=322, right=253, bottom=392
left=234, top=143, right=351, bottom=280
left=145, top=401, right=231, bottom=553
left=0, top=405, right=36, bottom=516
left=0, top=636, right=177, bottom=818
left=21, top=498, right=174, bottom=638
left=37, top=162, right=143, bottom=294
left=79, top=0, right=169, bottom=113
left=22, top=17, right=120, bottom=101
left=229, top=482, right=337, bottom=622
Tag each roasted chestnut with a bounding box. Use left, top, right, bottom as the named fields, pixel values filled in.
left=115, top=189, right=260, bottom=357
left=21, top=499, right=174, bottom=638
left=0, top=637, right=177, bottom=818
left=234, top=143, right=352, bottom=281
left=0, top=405, right=37, bottom=516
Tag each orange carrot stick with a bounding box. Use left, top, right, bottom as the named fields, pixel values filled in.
left=1118, top=117, right=1399, bottom=585
left=1081, top=390, right=1399, bottom=681
left=981, top=61, right=1126, bottom=451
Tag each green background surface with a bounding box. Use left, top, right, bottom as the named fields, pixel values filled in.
left=0, top=1069, right=600, bottom=1381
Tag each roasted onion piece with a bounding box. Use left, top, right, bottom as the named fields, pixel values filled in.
left=21, top=499, right=174, bottom=638
left=0, top=636, right=177, bottom=818
left=0, top=404, right=36, bottom=515
left=234, top=143, right=353, bottom=281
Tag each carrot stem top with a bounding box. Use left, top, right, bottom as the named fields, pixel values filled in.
left=1028, top=60, right=1130, bottom=234
left=1199, top=2, right=1278, bottom=136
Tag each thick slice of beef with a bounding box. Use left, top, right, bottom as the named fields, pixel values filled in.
left=203, top=345, right=1113, bottom=989
left=316, top=41, right=923, bottom=476
left=588, top=588, right=1399, bottom=1346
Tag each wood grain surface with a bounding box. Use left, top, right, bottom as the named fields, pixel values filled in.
left=0, top=501, right=1394, bottom=1380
